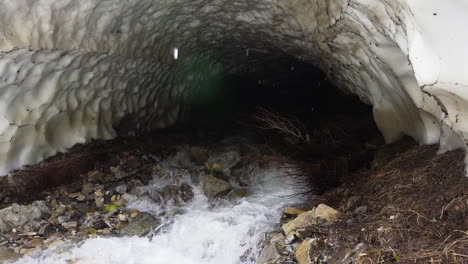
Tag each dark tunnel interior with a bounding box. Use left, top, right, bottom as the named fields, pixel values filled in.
left=173, top=56, right=383, bottom=193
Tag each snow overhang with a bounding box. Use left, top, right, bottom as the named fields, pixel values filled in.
left=0, top=0, right=467, bottom=175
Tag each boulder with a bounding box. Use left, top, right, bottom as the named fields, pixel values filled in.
left=282, top=204, right=341, bottom=235
left=120, top=212, right=160, bottom=237
left=203, top=175, right=231, bottom=199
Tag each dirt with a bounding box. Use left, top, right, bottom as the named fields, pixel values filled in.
left=0, top=129, right=197, bottom=209
left=295, top=140, right=468, bottom=264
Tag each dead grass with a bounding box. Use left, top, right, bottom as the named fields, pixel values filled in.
left=312, top=142, right=468, bottom=264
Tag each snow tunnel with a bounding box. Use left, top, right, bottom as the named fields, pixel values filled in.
left=0, top=0, right=468, bottom=176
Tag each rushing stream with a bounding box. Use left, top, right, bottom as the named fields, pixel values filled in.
left=14, top=145, right=300, bottom=264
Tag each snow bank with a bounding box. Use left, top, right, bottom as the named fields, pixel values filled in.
left=0, top=0, right=466, bottom=175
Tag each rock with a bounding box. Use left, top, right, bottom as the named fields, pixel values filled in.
left=81, top=184, right=93, bottom=195
left=130, top=212, right=138, bottom=218
left=68, top=192, right=81, bottom=199
left=61, top=221, right=77, bottom=229
left=282, top=212, right=317, bottom=236
left=159, top=183, right=194, bottom=204
left=282, top=204, right=341, bottom=235
left=90, top=219, right=107, bottom=230
left=38, top=224, right=57, bottom=236
left=342, top=243, right=367, bottom=263
left=228, top=188, right=249, bottom=200
left=23, top=238, right=42, bottom=248
left=71, top=203, right=95, bottom=215
left=314, top=204, right=342, bottom=222
left=94, top=189, right=104, bottom=208
left=87, top=171, right=104, bottom=183
left=58, top=193, right=71, bottom=205
left=76, top=194, right=86, bottom=202
left=203, top=175, right=231, bottom=199
left=0, top=247, right=21, bottom=263
left=57, top=215, right=71, bottom=224
left=116, top=185, right=128, bottom=194
left=354, top=205, right=368, bottom=215
left=120, top=212, right=160, bottom=237
left=284, top=207, right=305, bottom=216
left=0, top=201, right=50, bottom=234
left=122, top=193, right=137, bottom=204
left=343, top=196, right=361, bottom=212
left=190, top=146, right=209, bottom=164
left=126, top=156, right=141, bottom=169
left=257, top=233, right=286, bottom=264
left=295, top=239, right=314, bottom=264
left=207, top=149, right=240, bottom=171
left=177, top=183, right=194, bottom=202
left=111, top=166, right=127, bottom=179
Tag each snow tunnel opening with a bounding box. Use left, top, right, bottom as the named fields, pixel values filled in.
left=168, top=56, right=384, bottom=193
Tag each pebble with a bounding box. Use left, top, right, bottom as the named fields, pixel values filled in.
left=77, top=194, right=86, bottom=202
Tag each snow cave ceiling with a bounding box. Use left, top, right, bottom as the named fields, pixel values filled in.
left=0, top=0, right=468, bottom=175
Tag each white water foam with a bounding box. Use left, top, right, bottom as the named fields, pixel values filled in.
left=14, top=164, right=299, bottom=264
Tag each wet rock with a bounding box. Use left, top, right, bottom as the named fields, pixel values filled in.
left=190, top=146, right=209, bottom=164
left=207, top=149, right=240, bottom=172
left=282, top=204, right=341, bottom=235
left=120, top=212, right=160, bottom=237
left=228, top=188, right=249, bottom=200
left=167, top=145, right=192, bottom=167
left=159, top=183, right=194, bottom=204
left=203, top=175, right=231, bottom=199
left=205, top=163, right=230, bottom=182
left=257, top=233, right=286, bottom=264
left=177, top=183, right=194, bottom=202
left=0, top=247, right=21, bottom=263
left=0, top=201, right=50, bottom=234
